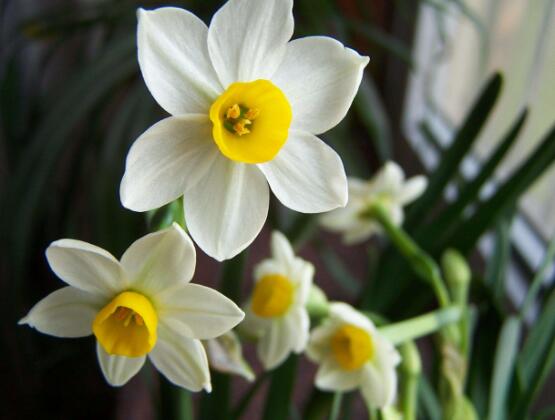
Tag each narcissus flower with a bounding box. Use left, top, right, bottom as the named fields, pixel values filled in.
left=306, top=303, right=400, bottom=408
left=242, top=231, right=313, bottom=369
left=19, top=224, right=244, bottom=390
left=120, top=0, right=369, bottom=261
left=320, top=161, right=427, bottom=244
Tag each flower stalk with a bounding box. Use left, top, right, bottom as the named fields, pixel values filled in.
left=367, top=201, right=451, bottom=308
left=399, top=342, right=421, bottom=420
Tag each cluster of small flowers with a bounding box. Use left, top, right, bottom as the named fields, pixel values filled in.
left=19, top=0, right=426, bottom=412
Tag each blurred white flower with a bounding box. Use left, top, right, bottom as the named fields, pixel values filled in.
left=242, top=231, right=313, bottom=370
left=306, top=302, right=401, bottom=409
left=120, top=0, right=369, bottom=261
left=20, top=224, right=244, bottom=390
left=204, top=331, right=255, bottom=382
left=320, top=161, right=427, bottom=244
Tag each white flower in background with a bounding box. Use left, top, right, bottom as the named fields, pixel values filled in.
left=120, top=0, right=369, bottom=261
left=19, top=224, right=244, bottom=390
left=320, top=161, right=427, bottom=244
left=306, top=302, right=401, bottom=409
left=242, top=231, right=313, bottom=370
left=204, top=330, right=255, bottom=382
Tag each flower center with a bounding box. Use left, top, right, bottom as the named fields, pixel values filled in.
left=92, top=291, right=158, bottom=357
left=331, top=324, right=374, bottom=371
left=251, top=274, right=294, bottom=318
left=209, top=80, right=292, bottom=164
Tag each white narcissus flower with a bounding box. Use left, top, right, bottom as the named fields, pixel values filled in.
left=306, top=303, right=401, bottom=409
left=242, top=231, right=313, bottom=370
left=19, top=223, right=244, bottom=390
left=120, top=0, right=369, bottom=261
left=320, top=161, right=427, bottom=244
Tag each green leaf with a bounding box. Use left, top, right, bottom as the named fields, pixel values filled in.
left=487, top=316, right=521, bottom=420
left=512, top=288, right=555, bottom=419
left=419, top=109, right=527, bottom=246
left=353, top=76, right=393, bottom=163
left=519, top=234, right=555, bottom=319
left=3, top=34, right=136, bottom=274
left=314, top=241, right=360, bottom=296
left=448, top=122, right=555, bottom=253
left=483, top=212, right=514, bottom=306
left=405, top=73, right=503, bottom=227
left=418, top=376, right=442, bottom=420
left=262, top=355, right=299, bottom=420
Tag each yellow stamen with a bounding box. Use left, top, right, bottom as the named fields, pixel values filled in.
left=331, top=324, right=374, bottom=371
left=226, top=103, right=241, bottom=119
left=245, top=108, right=260, bottom=120
left=251, top=274, right=295, bottom=318
left=233, top=119, right=251, bottom=136
left=209, top=79, right=292, bottom=163
left=92, top=291, right=158, bottom=357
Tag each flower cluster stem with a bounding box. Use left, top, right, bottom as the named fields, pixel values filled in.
left=368, top=202, right=451, bottom=308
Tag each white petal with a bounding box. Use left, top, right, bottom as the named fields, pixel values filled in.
left=371, top=161, right=404, bottom=194
left=157, top=283, right=244, bottom=339
left=329, top=302, right=376, bottom=333
left=360, top=360, right=398, bottom=408
left=306, top=318, right=339, bottom=362
left=397, top=176, right=427, bottom=205
left=343, top=223, right=381, bottom=245
left=46, top=239, right=125, bottom=297
left=240, top=303, right=270, bottom=338
left=120, top=115, right=218, bottom=212
left=207, top=0, right=294, bottom=87
left=273, top=36, right=369, bottom=134
left=259, top=130, right=347, bottom=213
left=137, top=7, right=221, bottom=115
left=19, top=287, right=104, bottom=338
left=290, top=258, right=314, bottom=305
left=319, top=205, right=360, bottom=232
left=270, top=231, right=294, bottom=265
left=288, top=308, right=310, bottom=353
left=348, top=177, right=372, bottom=196
left=121, top=224, right=196, bottom=296
left=253, top=259, right=285, bottom=281
left=149, top=326, right=211, bottom=392
left=96, top=342, right=145, bottom=386
left=315, top=358, right=363, bottom=392
left=184, top=155, right=269, bottom=261
left=257, top=318, right=294, bottom=370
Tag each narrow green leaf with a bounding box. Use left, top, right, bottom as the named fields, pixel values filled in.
left=420, top=109, right=527, bottom=245
left=449, top=122, right=555, bottom=253
left=314, top=242, right=360, bottom=296
left=354, top=76, right=393, bottom=163
left=512, top=288, right=555, bottom=418
left=406, top=73, right=503, bottom=227
left=262, top=355, right=298, bottom=420
left=484, top=213, right=513, bottom=305
left=519, top=234, right=555, bottom=319
left=487, top=316, right=521, bottom=420
left=418, top=376, right=442, bottom=420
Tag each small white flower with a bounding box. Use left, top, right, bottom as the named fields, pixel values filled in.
left=242, top=231, right=313, bottom=370
left=320, top=161, right=427, bottom=244
left=120, top=0, right=369, bottom=261
left=19, top=223, right=244, bottom=390
left=306, top=302, right=401, bottom=409
left=204, top=330, right=255, bottom=382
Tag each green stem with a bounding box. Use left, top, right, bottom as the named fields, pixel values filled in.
left=399, top=342, right=422, bottom=420
left=230, top=373, right=269, bottom=420
left=369, top=202, right=451, bottom=307
left=330, top=393, right=343, bottom=420
left=378, top=306, right=462, bottom=345
left=159, top=376, right=193, bottom=420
